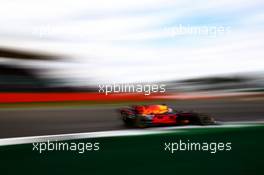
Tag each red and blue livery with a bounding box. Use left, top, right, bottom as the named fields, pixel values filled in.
left=120, top=104, right=215, bottom=128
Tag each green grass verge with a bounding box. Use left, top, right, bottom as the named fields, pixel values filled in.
left=0, top=125, right=263, bottom=175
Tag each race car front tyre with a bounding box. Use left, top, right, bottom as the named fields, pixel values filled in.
left=197, top=114, right=215, bottom=125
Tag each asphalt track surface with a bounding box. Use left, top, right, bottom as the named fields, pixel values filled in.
left=0, top=99, right=263, bottom=138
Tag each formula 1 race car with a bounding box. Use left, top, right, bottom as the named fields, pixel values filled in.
left=120, top=104, right=215, bottom=128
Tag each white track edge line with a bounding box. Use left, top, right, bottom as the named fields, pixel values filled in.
left=0, top=121, right=263, bottom=146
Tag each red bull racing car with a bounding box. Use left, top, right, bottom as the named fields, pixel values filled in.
left=120, top=104, right=215, bottom=128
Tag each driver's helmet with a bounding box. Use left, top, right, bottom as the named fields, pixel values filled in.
left=137, top=105, right=169, bottom=114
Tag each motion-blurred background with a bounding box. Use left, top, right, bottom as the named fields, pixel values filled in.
left=0, top=0, right=263, bottom=138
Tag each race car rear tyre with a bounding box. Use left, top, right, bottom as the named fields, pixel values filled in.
left=135, top=115, right=147, bottom=128
left=121, top=112, right=132, bottom=126
left=121, top=112, right=127, bottom=122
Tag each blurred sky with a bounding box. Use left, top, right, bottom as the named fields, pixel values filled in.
left=0, top=0, right=263, bottom=85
